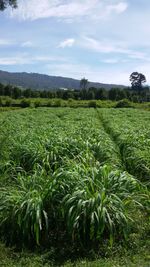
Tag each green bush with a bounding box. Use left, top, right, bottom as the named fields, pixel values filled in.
left=47, top=100, right=52, bottom=107
left=0, top=97, right=3, bottom=107
left=115, top=99, right=133, bottom=108
left=20, top=99, right=31, bottom=108
left=5, top=98, right=12, bottom=107
left=34, top=100, right=41, bottom=108
left=88, top=100, right=97, bottom=108
left=53, top=99, right=62, bottom=107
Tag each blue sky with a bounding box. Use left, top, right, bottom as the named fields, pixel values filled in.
left=0, top=0, right=150, bottom=85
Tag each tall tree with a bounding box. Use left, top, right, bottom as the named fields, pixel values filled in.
left=80, top=78, right=89, bottom=91
left=130, top=72, right=146, bottom=91
left=0, top=0, right=17, bottom=10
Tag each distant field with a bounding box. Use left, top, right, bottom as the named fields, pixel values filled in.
left=0, top=108, right=149, bottom=266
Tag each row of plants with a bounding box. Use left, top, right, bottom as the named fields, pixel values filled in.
left=99, top=108, right=150, bottom=182
left=0, top=97, right=115, bottom=108
left=1, top=96, right=150, bottom=110
left=0, top=108, right=121, bottom=177
left=0, top=108, right=149, bottom=252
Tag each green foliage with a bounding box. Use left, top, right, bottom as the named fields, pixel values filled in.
left=88, top=100, right=97, bottom=108
left=34, top=100, right=41, bottom=108
left=20, top=99, right=31, bottom=108
left=99, top=108, right=150, bottom=181
left=53, top=99, right=62, bottom=107
left=0, top=171, right=48, bottom=245
left=0, top=0, right=17, bottom=10
left=115, top=99, right=133, bottom=108
left=130, top=72, right=146, bottom=91
left=47, top=100, right=52, bottom=107
left=63, top=165, right=144, bottom=245
left=5, top=98, right=12, bottom=107
left=0, top=107, right=149, bottom=251
left=0, top=97, right=3, bottom=106
left=80, top=78, right=89, bottom=90
left=0, top=239, right=150, bottom=267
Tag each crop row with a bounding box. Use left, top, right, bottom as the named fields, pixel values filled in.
left=99, top=108, right=150, bottom=182
left=0, top=108, right=122, bottom=179
left=0, top=108, right=149, bottom=248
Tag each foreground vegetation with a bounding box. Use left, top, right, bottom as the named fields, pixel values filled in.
left=0, top=241, right=149, bottom=267
left=0, top=108, right=149, bottom=266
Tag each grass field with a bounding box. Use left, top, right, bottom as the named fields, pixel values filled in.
left=0, top=107, right=149, bottom=266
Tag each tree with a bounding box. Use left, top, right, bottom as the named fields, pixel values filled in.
left=96, top=88, right=107, bottom=100
left=23, top=88, right=32, bottom=98
left=13, top=86, right=21, bottom=99
left=80, top=78, right=89, bottom=91
left=108, top=88, right=119, bottom=101
left=4, top=84, right=13, bottom=97
left=130, top=72, right=146, bottom=91
left=0, top=83, right=4, bottom=95
left=0, top=0, right=17, bottom=10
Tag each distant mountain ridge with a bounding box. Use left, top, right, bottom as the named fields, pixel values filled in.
left=0, top=70, right=126, bottom=90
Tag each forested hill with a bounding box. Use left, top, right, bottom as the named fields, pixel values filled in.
left=0, top=70, right=125, bottom=90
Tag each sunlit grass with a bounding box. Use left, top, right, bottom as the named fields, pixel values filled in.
left=0, top=107, right=149, bottom=254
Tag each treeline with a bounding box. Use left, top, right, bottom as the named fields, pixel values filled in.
left=0, top=83, right=150, bottom=102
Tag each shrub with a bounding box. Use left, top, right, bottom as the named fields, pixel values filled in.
left=20, top=99, right=31, bottom=108
left=115, top=99, right=133, bottom=108
left=5, top=98, right=12, bottom=107
left=53, top=99, right=62, bottom=107
left=47, top=100, right=52, bottom=107
left=34, top=100, right=41, bottom=108
left=88, top=100, right=97, bottom=108
left=0, top=97, right=3, bottom=107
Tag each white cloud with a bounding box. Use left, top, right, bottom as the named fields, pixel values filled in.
left=106, top=2, right=128, bottom=15
left=9, top=0, right=96, bottom=20
left=102, top=58, right=119, bottom=64
left=9, top=0, right=128, bottom=21
left=0, top=39, right=14, bottom=46
left=0, top=39, right=34, bottom=48
left=0, top=39, right=35, bottom=48
left=34, top=55, right=67, bottom=62
left=21, top=41, right=34, bottom=47
left=58, top=38, right=75, bottom=48
left=81, top=37, right=131, bottom=54
left=128, top=51, right=148, bottom=61
left=0, top=56, right=30, bottom=65
left=0, top=54, right=68, bottom=66
left=2, top=0, right=150, bottom=87
left=81, top=37, right=118, bottom=53
left=80, top=37, right=149, bottom=62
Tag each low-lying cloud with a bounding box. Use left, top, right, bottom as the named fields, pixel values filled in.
left=9, top=0, right=128, bottom=21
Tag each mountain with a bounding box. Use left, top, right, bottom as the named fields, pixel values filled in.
left=0, top=70, right=126, bottom=90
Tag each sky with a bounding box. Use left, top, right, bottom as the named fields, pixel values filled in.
left=0, top=0, right=150, bottom=85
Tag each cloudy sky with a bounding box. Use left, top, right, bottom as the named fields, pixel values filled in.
left=0, top=0, right=150, bottom=85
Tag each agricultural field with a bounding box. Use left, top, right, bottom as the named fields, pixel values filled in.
left=0, top=107, right=149, bottom=266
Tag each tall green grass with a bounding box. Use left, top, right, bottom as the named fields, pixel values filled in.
left=63, top=165, right=148, bottom=245
left=99, top=108, right=150, bottom=182
left=0, top=108, right=149, bottom=249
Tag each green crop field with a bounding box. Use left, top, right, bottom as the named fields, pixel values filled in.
left=0, top=107, right=149, bottom=266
